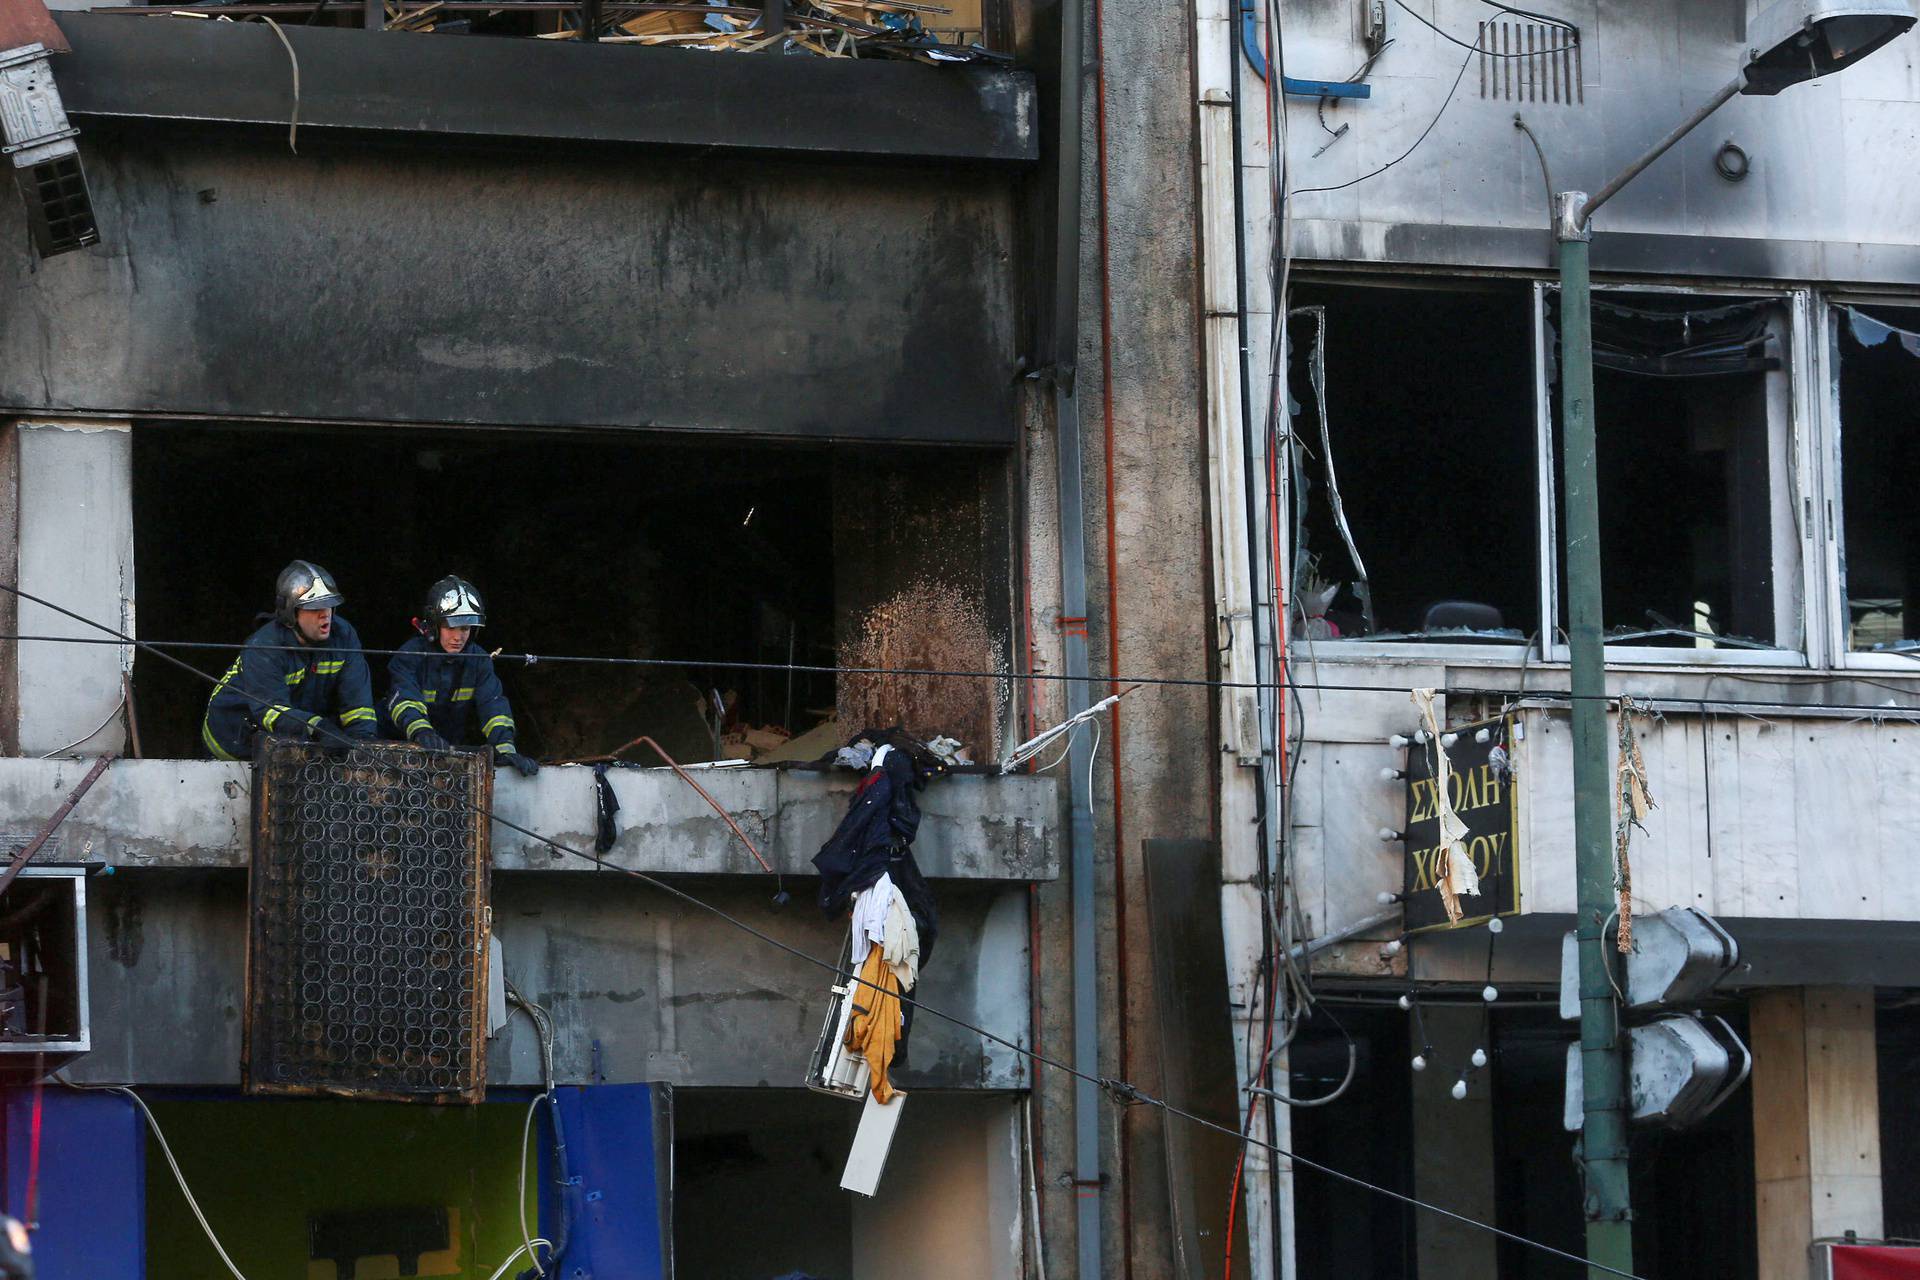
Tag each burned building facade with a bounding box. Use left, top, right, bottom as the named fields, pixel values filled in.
left=0, top=3, right=1089, bottom=1275
left=1205, top=3, right=1920, bottom=1279
left=14, top=0, right=1920, bottom=1276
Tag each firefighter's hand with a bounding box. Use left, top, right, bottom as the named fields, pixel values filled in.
left=413, top=728, right=450, bottom=752
left=502, top=752, right=540, bottom=778
left=311, top=721, right=358, bottom=759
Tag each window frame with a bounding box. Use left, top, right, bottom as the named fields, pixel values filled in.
left=1279, top=274, right=1542, bottom=665
left=1534, top=280, right=1816, bottom=670
left=1818, top=292, right=1920, bottom=673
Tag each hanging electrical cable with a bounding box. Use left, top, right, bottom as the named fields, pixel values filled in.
left=21, top=582, right=1652, bottom=1280
left=5, top=628, right=1919, bottom=716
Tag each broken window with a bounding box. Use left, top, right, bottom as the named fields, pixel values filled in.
left=1548, top=291, right=1800, bottom=653
left=131, top=424, right=1010, bottom=764
left=1833, top=304, right=1920, bottom=656
left=1285, top=281, right=1539, bottom=643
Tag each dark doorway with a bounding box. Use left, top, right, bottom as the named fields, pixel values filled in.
left=1289, top=1003, right=1416, bottom=1279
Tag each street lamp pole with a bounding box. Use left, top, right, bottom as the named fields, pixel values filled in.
left=1551, top=187, right=1635, bottom=1276
left=1549, top=6, right=1914, bottom=1274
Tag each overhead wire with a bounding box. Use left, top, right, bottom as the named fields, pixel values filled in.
left=1390, top=0, right=1577, bottom=56
left=1288, top=35, right=1479, bottom=198
left=18, top=582, right=1649, bottom=1280
left=57, top=1080, right=255, bottom=1280
left=35, top=694, right=127, bottom=759
left=61, top=1073, right=556, bottom=1280
left=5, top=629, right=1917, bottom=715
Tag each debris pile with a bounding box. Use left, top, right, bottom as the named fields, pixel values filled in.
left=574, top=1, right=1001, bottom=61
left=133, top=0, right=1006, bottom=63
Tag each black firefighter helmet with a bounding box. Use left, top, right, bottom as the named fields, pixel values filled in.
left=273, top=560, right=345, bottom=626
left=421, top=575, right=486, bottom=633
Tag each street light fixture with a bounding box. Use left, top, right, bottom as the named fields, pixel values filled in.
left=1551, top=3, right=1914, bottom=1275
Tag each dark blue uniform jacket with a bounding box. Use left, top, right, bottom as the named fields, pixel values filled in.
left=384, top=634, right=521, bottom=759
left=201, top=617, right=377, bottom=759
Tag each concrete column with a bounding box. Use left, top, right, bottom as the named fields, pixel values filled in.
left=15, top=419, right=133, bottom=758
left=1410, top=1005, right=1498, bottom=1280
left=1751, top=987, right=1883, bottom=1280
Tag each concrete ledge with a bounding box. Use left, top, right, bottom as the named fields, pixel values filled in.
left=53, top=12, right=1038, bottom=165
left=0, top=757, right=1060, bottom=880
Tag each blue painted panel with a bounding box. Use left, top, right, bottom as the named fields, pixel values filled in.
left=537, top=1084, right=672, bottom=1280
left=3, top=1089, right=144, bottom=1279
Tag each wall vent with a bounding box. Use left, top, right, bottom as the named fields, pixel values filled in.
left=1478, top=18, right=1583, bottom=104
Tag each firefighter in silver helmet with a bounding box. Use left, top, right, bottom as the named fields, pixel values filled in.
left=383, top=575, right=538, bottom=776
left=201, top=560, right=378, bottom=759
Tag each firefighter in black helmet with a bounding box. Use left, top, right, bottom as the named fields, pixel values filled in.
left=384, top=575, right=539, bottom=777
left=201, top=560, right=378, bottom=759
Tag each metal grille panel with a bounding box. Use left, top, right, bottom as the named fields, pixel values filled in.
left=246, top=740, right=491, bottom=1103
left=1478, top=19, right=1583, bottom=104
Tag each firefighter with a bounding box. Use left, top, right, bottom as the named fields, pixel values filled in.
left=385, top=575, right=539, bottom=777
left=202, top=561, right=378, bottom=760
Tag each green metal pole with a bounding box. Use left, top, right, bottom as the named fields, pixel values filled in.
left=1554, top=191, right=1634, bottom=1279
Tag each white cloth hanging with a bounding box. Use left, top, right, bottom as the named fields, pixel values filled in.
left=881, top=888, right=920, bottom=990
left=850, top=871, right=895, bottom=969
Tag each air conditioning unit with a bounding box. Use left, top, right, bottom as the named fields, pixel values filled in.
left=806, top=929, right=871, bottom=1100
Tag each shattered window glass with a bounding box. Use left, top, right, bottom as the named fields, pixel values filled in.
left=1548, top=291, right=1797, bottom=652
left=1285, top=282, right=1538, bottom=643
left=1835, top=304, right=1920, bottom=656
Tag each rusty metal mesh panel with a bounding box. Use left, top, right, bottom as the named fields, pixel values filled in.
left=246, top=739, right=492, bottom=1103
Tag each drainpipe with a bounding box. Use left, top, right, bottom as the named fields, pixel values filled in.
left=1047, top=0, right=1103, bottom=1272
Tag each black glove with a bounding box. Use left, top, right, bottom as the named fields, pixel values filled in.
left=310, top=719, right=358, bottom=758
left=412, top=728, right=450, bottom=752
left=501, top=752, right=540, bottom=778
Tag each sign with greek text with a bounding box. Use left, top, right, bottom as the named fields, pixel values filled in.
left=1402, top=715, right=1520, bottom=931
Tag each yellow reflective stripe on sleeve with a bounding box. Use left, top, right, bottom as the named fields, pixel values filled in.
left=482, top=715, right=514, bottom=737
left=392, top=699, right=430, bottom=720
left=283, top=668, right=306, bottom=685
left=494, top=742, right=518, bottom=756
left=422, top=690, right=438, bottom=703
left=340, top=707, right=376, bottom=725
left=405, top=718, right=436, bottom=739
left=315, top=659, right=345, bottom=674
left=208, top=658, right=242, bottom=701
left=201, top=718, right=237, bottom=761
left=262, top=707, right=282, bottom=730
left=452, top=687, right=475, bottom=702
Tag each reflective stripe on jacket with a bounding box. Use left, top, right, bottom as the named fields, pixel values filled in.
left=201, top=617, right=378, bottom=760
left=384, top=634, right=520, bottom=757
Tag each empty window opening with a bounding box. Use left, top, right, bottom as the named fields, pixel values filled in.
left=1286, top=282, right=1538, bottom=643
left=1835, top=304, right=1920, bottom=655
left=1550, top=293, right=1795, bottom=651
left=132, top=425, right=1010, bottom=764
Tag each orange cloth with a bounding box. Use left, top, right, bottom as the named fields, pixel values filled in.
left=845, top=945, right=904, bottom=1104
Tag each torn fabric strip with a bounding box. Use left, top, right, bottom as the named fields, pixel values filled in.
left=1412, top=687, right=1479, bottom=922
left=1614, top=696, right=1655, bottom=954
